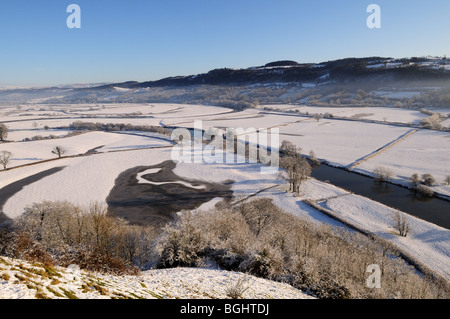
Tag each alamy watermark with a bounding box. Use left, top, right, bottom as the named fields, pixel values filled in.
left=170, top=121, right=280, bottom=175
left=367, top=4, right=381, bottom=29
left=66, top=4, right=380, bottom=30
left=366, top=264, right=382, bottom=289
left=67, top=4, right=81, bottom=29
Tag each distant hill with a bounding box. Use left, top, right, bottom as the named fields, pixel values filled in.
left=92, top=56, right=450, bottom=90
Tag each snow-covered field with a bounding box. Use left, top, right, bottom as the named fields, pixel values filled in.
left=0, top=131, right=172, bottom=168
left=354, top=130, right=450, bottom=196
left=262, top=105, right=429, bottom=125
left=1, top=102, right=450, bottom=295
left=2, top=145, right=449, bottom=283
left=263, top=119, right=411, bottom=167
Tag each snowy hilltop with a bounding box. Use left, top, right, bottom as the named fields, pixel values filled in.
left=0, top=256, right=312, bottom=299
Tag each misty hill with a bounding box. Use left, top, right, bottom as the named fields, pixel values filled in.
left=95, top=56, right=450, bottom=89
left=1, top=56, right=449, bottom=109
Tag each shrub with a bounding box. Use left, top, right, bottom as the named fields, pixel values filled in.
left=7, top=201, right=155, bottom=275
left=374, top=167, right=394, bottom=183
left=421, top=173, right=436, bottom=186
left=153, top=198, right=450, bottom=299
left=7, top=232, right=53, bottom=265
left=156, top=211, right=208, bottom=268
left=409, top=173, right=420, bottom=188
left=239, top=246, right=284, bottom=279
left=225, top=275, right=250, bottom=299
left=60, top=247, right=139, bottom=276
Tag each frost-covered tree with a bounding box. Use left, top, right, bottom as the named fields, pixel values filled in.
left=279, top=140, right=311, bottom=194
left=280, top=155, right=311, bottom=194
left=374, top=167, right=394, bottom=183
left=52, top=146, right=66, bottom=158
left=409, top=173, right=420, bottom=188
left=393, top=211, right=410, bottom=237
left=0, top=124, right=8, bottom=141
left=421, top=173, right=436, bottom=186
left=238, top=198, right=279, bottom=237
left=0, top=151, right=12, bottom=170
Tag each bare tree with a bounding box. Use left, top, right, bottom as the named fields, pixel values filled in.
left=280, top=155, right=311, bottom=194
left=279, top=140, right=311, bottom=194
left=409, top=173, right=420, bottom=188
left=279, top=140, right=300, bottom=157
left=0, top=124, right=9, bottom=141
left=393, top=211, right=410, bottom=237
left=445, top=175, right=450, bottom=186
left=421, top=173, right=436, bottom=186
left=238, top=198, right=279, bottom=237
left=0, top=151, right=13, bottom=170
left=374, top=167, right=394, bottom=183
left=52, top=146, right=66, bottom=158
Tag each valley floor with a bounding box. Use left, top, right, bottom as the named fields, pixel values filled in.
left=0, top=102, right=449, bottom=296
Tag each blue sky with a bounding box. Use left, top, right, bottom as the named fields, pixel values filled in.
left=0, top=0, right=449, bottom=86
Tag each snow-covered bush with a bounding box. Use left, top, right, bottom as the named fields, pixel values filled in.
left=153, top=198, right=450, bottom=299
left=5, top=201, right=156, bottom=275
left=421, top=173, right=436, bottom=186
left=156, top=211, right=209, bottom=268
left=374, top=166, right=394, bottom=183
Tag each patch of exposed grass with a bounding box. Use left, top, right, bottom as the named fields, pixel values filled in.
left=60, top=287, right=79, bottom=299
left=46, top=286, right=64, bottom=298
left=43, top=264, right=62, bottom=278
left=139, top=282, right=147, bottom=288
left=0, top=258, right=11, bottom=266
left=35, top=290, right=51, bottom=299
left=1, top=273, right=10, bottom=281
left=92, top=284, right=108, bottom=296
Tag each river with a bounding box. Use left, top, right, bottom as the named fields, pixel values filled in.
left=311, top=164, right=450, bottom=230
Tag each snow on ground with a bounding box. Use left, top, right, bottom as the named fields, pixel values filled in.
left=0, top=131, right=172, bottom=168
left=1, top=103, right=233, bottom=132
left=0, top=256, right=312, bottom=299
left=6, top=129, right=74, bottom=142
left=1, top=142, right=450, bottom=286
left=62, top=103, right=233, bottom=118
left=441, top=118, right=450, bottom=129
left=2, top=144, right=346, bottom=228
left=324, top=194, right=450, bottom=281
left=1, top=102, right=449, bottom=289
left=373, top=91, right=422, bottom=99
left=260, top=105, right=428, bottom=125
left=164, top=108, right=300, bottom=130
left=2, top=148, right=172, bottom=218
left=336, top=107, right=427, bottom=124
left=354, top=130, right=450, bottom=196
left=261, top=119, right=411, bottom=167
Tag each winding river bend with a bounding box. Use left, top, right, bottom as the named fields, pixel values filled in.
left=311, top=164, right=450, bottom=230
